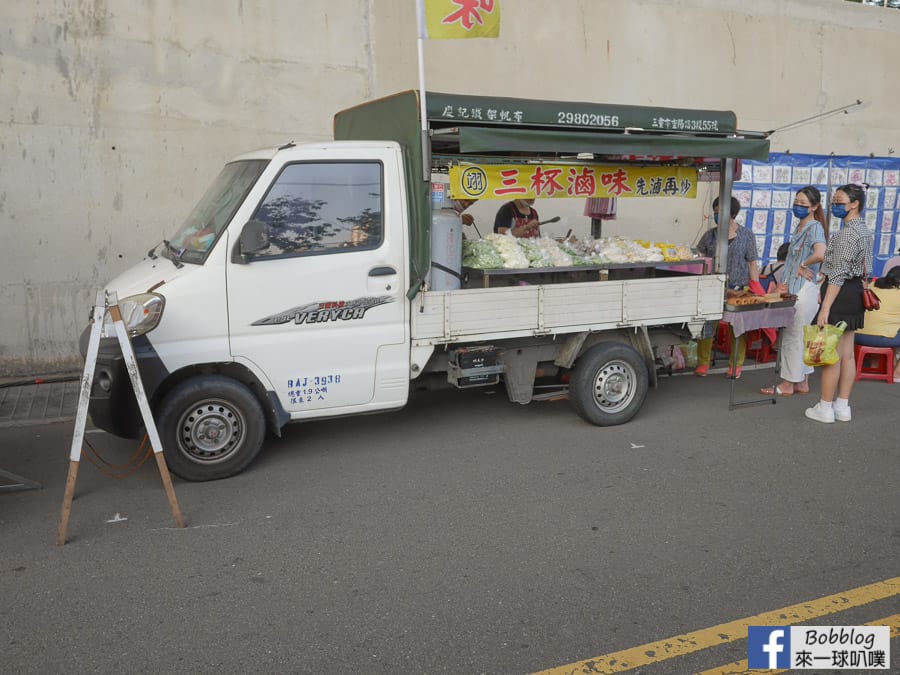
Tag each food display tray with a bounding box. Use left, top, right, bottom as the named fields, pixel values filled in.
left=724, top=302, right=769, bottom=312
left=724, top=298, right=797, bottom=312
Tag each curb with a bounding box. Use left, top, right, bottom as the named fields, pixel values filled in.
left=0, top=381, right=81, bottom=429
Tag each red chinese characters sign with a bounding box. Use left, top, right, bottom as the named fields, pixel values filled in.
left=423, top=0, right=501, bottom=39
left=449, top=163, right=698, bottom=199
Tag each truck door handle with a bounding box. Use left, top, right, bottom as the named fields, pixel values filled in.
left=368, top=266, right=397, bottom=277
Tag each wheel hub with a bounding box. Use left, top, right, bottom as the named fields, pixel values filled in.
left=177, top=400, right=244, bottom=464
left=593, top=362, right=634, bottom=411
left=197, top=419, right=226, bottom=444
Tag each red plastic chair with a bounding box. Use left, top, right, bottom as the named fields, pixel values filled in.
left=745, top=329, right=777, bottom=363
left=713, top=321, right=731, bottom=355
left=854, top=344, right=894, bottom=384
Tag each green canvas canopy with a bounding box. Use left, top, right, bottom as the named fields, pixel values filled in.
left=455, top=126, right=769, bottom=161
left=425, top=91, right=739, bottom=135
left=333, top=90, right=770, bottom=298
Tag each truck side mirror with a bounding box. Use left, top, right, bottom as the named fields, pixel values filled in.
left=233, top=220, right=270, bottom=264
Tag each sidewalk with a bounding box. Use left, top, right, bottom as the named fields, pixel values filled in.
left=0, top=377, right=81, bottom=429
left=0, top=377, right=81, bottom=491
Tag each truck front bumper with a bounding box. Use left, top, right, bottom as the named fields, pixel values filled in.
left=78, top=326, right=170, bottom=439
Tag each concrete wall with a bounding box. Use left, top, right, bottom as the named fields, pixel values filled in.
left=1, top=0, right=898, bottom=375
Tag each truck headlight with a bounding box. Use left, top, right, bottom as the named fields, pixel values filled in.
left=103, top=293, right=165, bottom=337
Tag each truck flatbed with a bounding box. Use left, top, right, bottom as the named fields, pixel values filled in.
left=413, top=274, right=724, bottom=344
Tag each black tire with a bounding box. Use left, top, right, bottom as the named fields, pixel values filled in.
left=569, top=342, right=649, bottom=426
left=156, top=375, right=266, bottom=481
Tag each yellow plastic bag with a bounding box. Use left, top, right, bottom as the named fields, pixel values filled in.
left=802, top=322, right=847, bottom=367
left=680, top=342, right=698, bottom=368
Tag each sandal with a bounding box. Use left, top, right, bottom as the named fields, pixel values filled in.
left=759, top=385, right=793, bottom=396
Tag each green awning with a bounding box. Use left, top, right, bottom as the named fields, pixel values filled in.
left=457, top=125, right=770, bottom=162
left=425, top=92, right=739, bottom=135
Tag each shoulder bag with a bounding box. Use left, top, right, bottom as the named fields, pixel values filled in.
left=862, top=258, right=880, bottom=311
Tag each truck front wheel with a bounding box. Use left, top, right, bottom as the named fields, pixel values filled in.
left=570, top=342, right=648, bottom=426
left=157, top=375, right=266, bottom=481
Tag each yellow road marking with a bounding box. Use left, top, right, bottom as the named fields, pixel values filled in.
left=696, top=614, right=899, bottom=675
left=533, top=577, right=900, bottom=675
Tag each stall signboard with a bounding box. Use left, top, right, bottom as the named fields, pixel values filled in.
left=733, top=153, right=900, bottom=277
left=449, top=163, right=698, bottom=200
left=426, top=92, right=737, bottom=134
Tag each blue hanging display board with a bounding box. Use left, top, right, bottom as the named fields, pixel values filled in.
left=733, top=153, right=900, bottom=277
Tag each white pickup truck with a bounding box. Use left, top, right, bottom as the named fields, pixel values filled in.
left=82, top=91, right=769, bottom=480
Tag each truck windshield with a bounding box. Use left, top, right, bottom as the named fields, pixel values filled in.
left=167, top=159, right=269, bottom=264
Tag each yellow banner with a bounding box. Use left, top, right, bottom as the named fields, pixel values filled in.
left=423, top=0, right=500, bottom=39
left=449, top=163, right=698, bottom=200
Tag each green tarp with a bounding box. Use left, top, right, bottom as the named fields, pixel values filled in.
left=457, top=126, right=770, bottom=161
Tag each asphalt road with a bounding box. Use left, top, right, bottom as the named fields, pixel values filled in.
left=1, top=370, right=898, bottom=674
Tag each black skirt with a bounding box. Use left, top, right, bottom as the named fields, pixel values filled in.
left=819, top=276, right=865, bottom=331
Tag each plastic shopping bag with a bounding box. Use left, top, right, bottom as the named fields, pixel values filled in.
left=802, top=322, right=847, bottom=367
left=680, top=342, right=698, bottom=368
left=671, top=345, right=686, bottom=370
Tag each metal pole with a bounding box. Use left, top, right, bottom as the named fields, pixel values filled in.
left=415, top=0, right=431, bottom=182
left=715, top=158, right=736, bottom=278
left=827, top=155, right=835, bottom=237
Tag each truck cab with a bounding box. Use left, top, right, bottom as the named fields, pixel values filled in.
left=86, top=141, right=415, bottom=480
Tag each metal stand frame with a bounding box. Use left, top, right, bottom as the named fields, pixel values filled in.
left=56, top=291, right=184, bottom=545
left=728, top=328, right=780, bottom=410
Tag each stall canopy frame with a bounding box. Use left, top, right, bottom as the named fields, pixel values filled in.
left=333, top=90, right=771, bottom=298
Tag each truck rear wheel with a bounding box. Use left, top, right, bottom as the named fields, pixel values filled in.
left=569, top=342, right=648, bottom=426
left=157, top=375, right=266, bottom=481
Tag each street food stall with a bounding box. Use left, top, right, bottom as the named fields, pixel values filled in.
left=80, top=90, right=779, bottom=482
left=336, top=91, right=780, bottom=412
left=419, top=92, right=767, bottom=288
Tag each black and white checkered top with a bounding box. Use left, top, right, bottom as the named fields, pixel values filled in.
left=821, top=218, right=874, bottom=287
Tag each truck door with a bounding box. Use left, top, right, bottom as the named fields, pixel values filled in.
left=226, top=150, right=409, bottom=414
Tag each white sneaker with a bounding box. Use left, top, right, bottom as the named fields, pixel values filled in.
left=833, top=405, right=851, bottom=422
left=805, top=402, right=835, bottom=424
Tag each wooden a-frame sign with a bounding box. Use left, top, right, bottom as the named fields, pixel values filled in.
left=57, top=291, right=184, bottom=545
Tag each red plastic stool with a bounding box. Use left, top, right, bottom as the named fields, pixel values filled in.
left=713, top=321, right=731, bottom=355
left=854, top=344, right=895, bottom=384
left=745, top=329, right=777, bottom=364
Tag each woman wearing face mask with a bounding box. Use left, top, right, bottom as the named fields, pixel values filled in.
left=759, top=186, right=827, bottom=396
left=805, top=183, right=874, bottom=424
